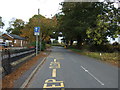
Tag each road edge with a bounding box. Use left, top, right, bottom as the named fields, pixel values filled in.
left=20, top=57, right=47, bottom=88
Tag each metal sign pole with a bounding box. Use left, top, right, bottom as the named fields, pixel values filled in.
left=40, top=32, right=42, bottom=51
left=36, top=35, right=38, bottom=56
left=34, top=27, right=40, bottom=56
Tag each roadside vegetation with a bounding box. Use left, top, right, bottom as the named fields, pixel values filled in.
left=67, top=44, right=119, bottom=67
left=5, top=15, right=57, bottom=51
left=54, top=2, right=119, bottom=67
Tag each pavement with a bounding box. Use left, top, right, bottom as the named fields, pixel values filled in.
left=21, top=46, right=119, bottom=88
left=14, top=56, right=46, bottom=88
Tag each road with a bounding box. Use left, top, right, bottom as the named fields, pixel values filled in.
left=26, top=46, right=118, bottom=88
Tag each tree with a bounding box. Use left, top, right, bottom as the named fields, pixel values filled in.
left=59, top=2, right=105, bottom=47
left=6, top=18, right=25, bottom=35
left=86, top=2, right=120, bottom=45
left=58, top=2, right=120, bottom=48
left=20, top=14, right=57, bottom=43
left=0, top=16, right=5, bottom=29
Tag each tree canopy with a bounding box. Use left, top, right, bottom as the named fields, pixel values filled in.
left=57, top=2, right=120, bottom=47
left=20, top=15, right=57, bottom=43
left=6, top=18, right=25, bottom=35
left=6, top=14, right=57, bottom=44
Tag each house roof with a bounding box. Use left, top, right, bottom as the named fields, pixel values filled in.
left=9, top=34, right=26, bottom=40
left=2, top=33, right=26, bottom=40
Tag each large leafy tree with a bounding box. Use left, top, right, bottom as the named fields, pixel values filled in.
left=6, top=18, right=25, bottom=35
left=59, top=2, right=104, bottom=47
left=58, top=2, right=119, bottom=47
left=86, top=2, right=120, bottom=45
left=21, top=15, right=57, bottom=43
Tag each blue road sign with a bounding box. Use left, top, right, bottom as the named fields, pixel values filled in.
left=34, top=27, right=40, bottom=35
left=34, top=27, right=40, bottom=32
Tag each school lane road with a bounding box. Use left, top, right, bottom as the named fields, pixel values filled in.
left=26, top=46, right=118, bottom=88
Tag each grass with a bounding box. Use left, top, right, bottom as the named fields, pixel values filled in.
left=69, top=48, right=119, bottom=66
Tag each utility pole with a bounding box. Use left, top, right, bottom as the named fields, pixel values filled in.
left=38, top=8, right=42, bottom=52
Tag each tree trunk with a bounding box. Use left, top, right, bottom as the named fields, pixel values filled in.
left=66, top=40, right=69, bottom=48
left=70, top=40, right=73, bottom=46
left=77, top=37, right=83, bottom=48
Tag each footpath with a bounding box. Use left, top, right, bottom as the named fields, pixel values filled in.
left=2, top=49, right=51, bottom=88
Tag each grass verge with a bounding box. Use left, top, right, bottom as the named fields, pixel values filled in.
left=69, top=48, right=119, bottom=67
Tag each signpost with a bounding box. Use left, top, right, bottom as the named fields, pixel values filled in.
left=34, top=27, right=40, bottom=35
left=34, top=27, right=40, bottom=56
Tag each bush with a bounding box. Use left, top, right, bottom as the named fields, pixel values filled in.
left=88, top=44, right=120, bottom=53
left=29, top=41, right=46, bottom=51
left=41, top=41, right=46, bottom=51
left=29, top=42, right=36, bottom=47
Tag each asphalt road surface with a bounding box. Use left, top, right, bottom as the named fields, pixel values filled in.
left=26, top=46, right=118, bottom=88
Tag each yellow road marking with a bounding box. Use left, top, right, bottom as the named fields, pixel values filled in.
left=43, top=79, right=64, bottom=88
left=45, top=79, right=63, bottom=83
left=43, top=59, right=64, bottom=88
left=58, top=63, right=60, bottom=68
left=49, top=62, right=60, bottom=68
left=52, top=69, right=56, bottom=77
left=54, top=59, right=56, bottom=62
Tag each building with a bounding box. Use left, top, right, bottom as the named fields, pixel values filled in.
left=0, top=31, right=3, bottom=50
left=0, top=36, right=3, bottom=50
left=2, top=33, right=27, bottom=47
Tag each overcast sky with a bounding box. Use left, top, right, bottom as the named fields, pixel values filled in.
left=0, top=0, right=119, bottom=32
left=0, top=0, right=64, bottom=32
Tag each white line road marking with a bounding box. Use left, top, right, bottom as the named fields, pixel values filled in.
left=81, top=66, right=104, bottom=85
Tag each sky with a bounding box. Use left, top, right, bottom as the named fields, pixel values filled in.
left=0, top=0, right=64, bottom=32
left=0, top=0, right=119, bottom=32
